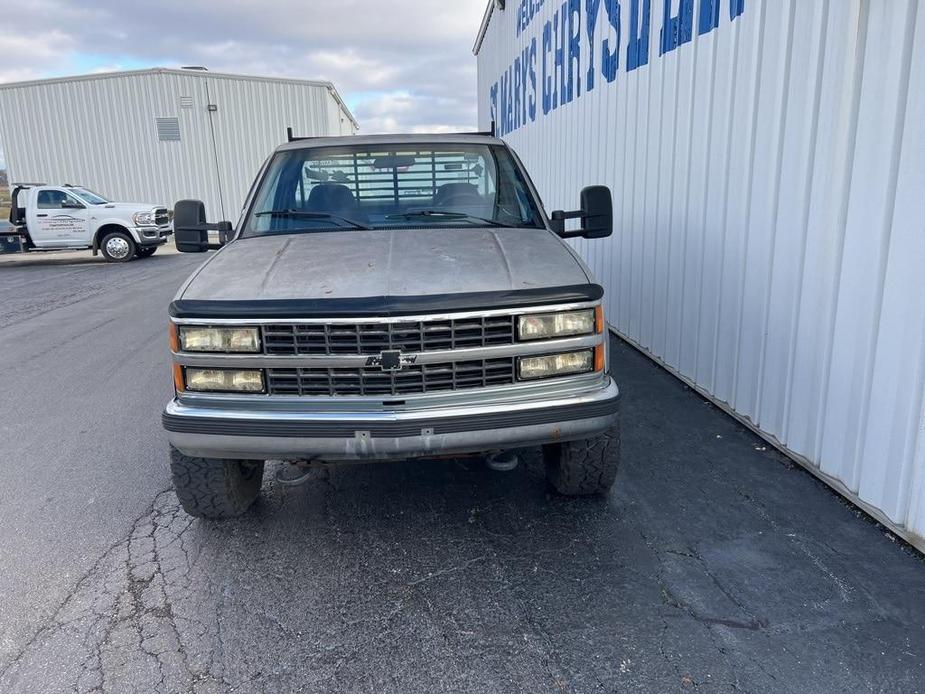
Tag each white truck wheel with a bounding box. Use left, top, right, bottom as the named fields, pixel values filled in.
left=100, top=231, right=136, bottom=262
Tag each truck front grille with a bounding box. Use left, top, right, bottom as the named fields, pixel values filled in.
left=155, top=208, right=170, bottom=226
left=266, top=357, right=516, bottom=396
left=263, top=316, right=516, bottom=356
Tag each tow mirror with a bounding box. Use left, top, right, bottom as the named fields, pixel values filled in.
left=550, top=185, right=613, bottom=239
left=174, top=199, right=233, bottom=253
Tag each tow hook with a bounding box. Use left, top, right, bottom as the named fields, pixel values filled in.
left=274, top=461, right=316, bottom=487
left=485, top=450, right=519, bottom=471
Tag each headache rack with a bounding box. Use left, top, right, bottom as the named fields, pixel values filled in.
left=285, top=121, right=497, bottom=143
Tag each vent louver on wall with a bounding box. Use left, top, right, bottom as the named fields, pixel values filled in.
left=179, top=96, right=193, bottom=108
left=155, top=117, right=181, bottom=141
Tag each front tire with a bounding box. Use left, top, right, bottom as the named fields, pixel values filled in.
left=100, top=230, right=136, bottom=262
left=543, top=421, right=621, bottom=496
left=135, top=246, right=157, bottom=258
left=169, top=447, right=264, bottom=519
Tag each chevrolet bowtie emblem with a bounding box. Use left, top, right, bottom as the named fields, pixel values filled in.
left=365, top=350, right=417, bottom=371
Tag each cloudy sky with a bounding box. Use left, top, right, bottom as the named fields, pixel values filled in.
left=0, top=0, right=489, bottom=168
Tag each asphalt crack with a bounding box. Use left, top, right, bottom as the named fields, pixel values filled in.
left=0, top=490, right=231, bottom=694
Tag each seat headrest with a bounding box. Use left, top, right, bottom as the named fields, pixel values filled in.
left=307, top=184, right=357, bottom=211
left=434, top=183, right=481, bottom=206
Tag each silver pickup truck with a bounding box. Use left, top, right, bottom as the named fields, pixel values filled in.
left=163, top=133, right=621, bottom=518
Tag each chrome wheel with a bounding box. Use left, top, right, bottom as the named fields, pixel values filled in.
left=105, top=236, right=131, bottom=259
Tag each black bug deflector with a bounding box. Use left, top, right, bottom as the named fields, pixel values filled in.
left=169, top=283, right=604, bottom=319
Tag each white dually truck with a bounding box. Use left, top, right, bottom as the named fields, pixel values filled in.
left=4, top=184, right=172, bottom=261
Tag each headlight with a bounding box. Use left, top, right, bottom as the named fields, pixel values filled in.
left=185, top=368, right=265, bottom=393
left=132, top=211, right=157, bottom=226
left=518, top=309, right=596, bottom=341
left=518, top=350, right=594, bottom=380
left=178, top=326, right=261, bottom=353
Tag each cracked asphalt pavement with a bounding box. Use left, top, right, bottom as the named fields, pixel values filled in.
left=1, top=250, right=924, bottom=693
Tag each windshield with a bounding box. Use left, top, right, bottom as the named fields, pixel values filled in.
left=71, top=188, right=109, bottom=205
left=243, top=143, right=545, bottom=236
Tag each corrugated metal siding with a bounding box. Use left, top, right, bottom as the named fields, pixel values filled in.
left=0, top=70, right=358, bottom=222
left=477, top=0, right=925, bottom=550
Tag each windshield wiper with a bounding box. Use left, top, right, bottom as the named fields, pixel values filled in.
left=255, top=209, right=371, bottom=230
left=385, top=210, right=505, bottom=227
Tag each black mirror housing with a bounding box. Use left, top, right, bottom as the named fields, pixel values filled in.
left=579, top=185, right=613, bottom=238
left=174, top=199, right=232, bottom=253
left=550, top=185, right=613, bottom=239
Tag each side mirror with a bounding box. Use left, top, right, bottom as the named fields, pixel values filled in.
left=550, top=185, right=613, bottom=239
left=61, top=198, right=85, bottom=209
left=174, top=199, right=232, bottom=253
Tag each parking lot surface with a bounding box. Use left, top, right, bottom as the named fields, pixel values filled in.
left=1, top=251, right=923, bottom=693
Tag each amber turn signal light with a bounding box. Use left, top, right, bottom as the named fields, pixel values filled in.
left=172, top=363, right=185, bottom=393
left=168, top=322, right=179, bottom=352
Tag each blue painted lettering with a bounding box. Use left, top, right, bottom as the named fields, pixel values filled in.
left=514, top=55, right=522, bottom=130
left=567, top=0, right=581, bottom=101
left=489, top=0, right=748, bottom=135
left=542, top=20, right=553, bottom=115
left=660, top=0, right=694, bottom=55
left=517, top=0, right=547, bottom=37
left=520, top=45, right=531, bottom=125
left=529, top=38, right=538, bottom=121
left=627, top=0, right=650, bottom=70
left=698, top=0, right=720, bottom=35
left=601, top=0, right=620, bottom=82
left=585, top=0, right=602, bottom=92
left=555, top=6, right=565, bottom=109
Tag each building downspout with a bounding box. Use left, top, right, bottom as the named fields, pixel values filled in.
left=203, top=78, right=227, bottom=221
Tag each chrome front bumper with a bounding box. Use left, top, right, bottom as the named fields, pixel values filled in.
left=137, top=225, right=173, bottom=245
left=163, top=377, right=620, bottom=461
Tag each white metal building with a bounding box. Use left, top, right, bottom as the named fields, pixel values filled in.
left=476, top=0, right=925, bottom=551
left=0, top=68, right=358, bottom=222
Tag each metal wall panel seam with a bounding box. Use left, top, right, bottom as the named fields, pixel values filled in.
left=782, top=2, right=838, bottom=458
left=728, top=0, right=768, bottom=410
left=661, top=49, right=682, bottom=368
left=759, top=0, right=825, bottom=439
left=690, top=29, right=720, bottom=388
left=707, top=17, right=743, bottom=397
left=850, top=0, right=919, bottom=514
left=638, top=35, right=656, bottom=352
left=626, top=68, right=639, bottom=341
left=909, top=410, right=925, bottom=537
left=647, top=33, right=669, bottom=356
left=778, top=0, right=831, bottom=445
left=735, top=1, right=791, bottom=419
left=678, top=25, right=706, bottom=380
left=749, top=0, right=797, bottom=428
left=811, top=0, right=868, bottom=469
left=636, top=60, right=652, bottom=347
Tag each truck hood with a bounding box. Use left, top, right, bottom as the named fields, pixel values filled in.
left=100, top=202, right=165, bottom=211
left=180, top=228, right=591, bottom=303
